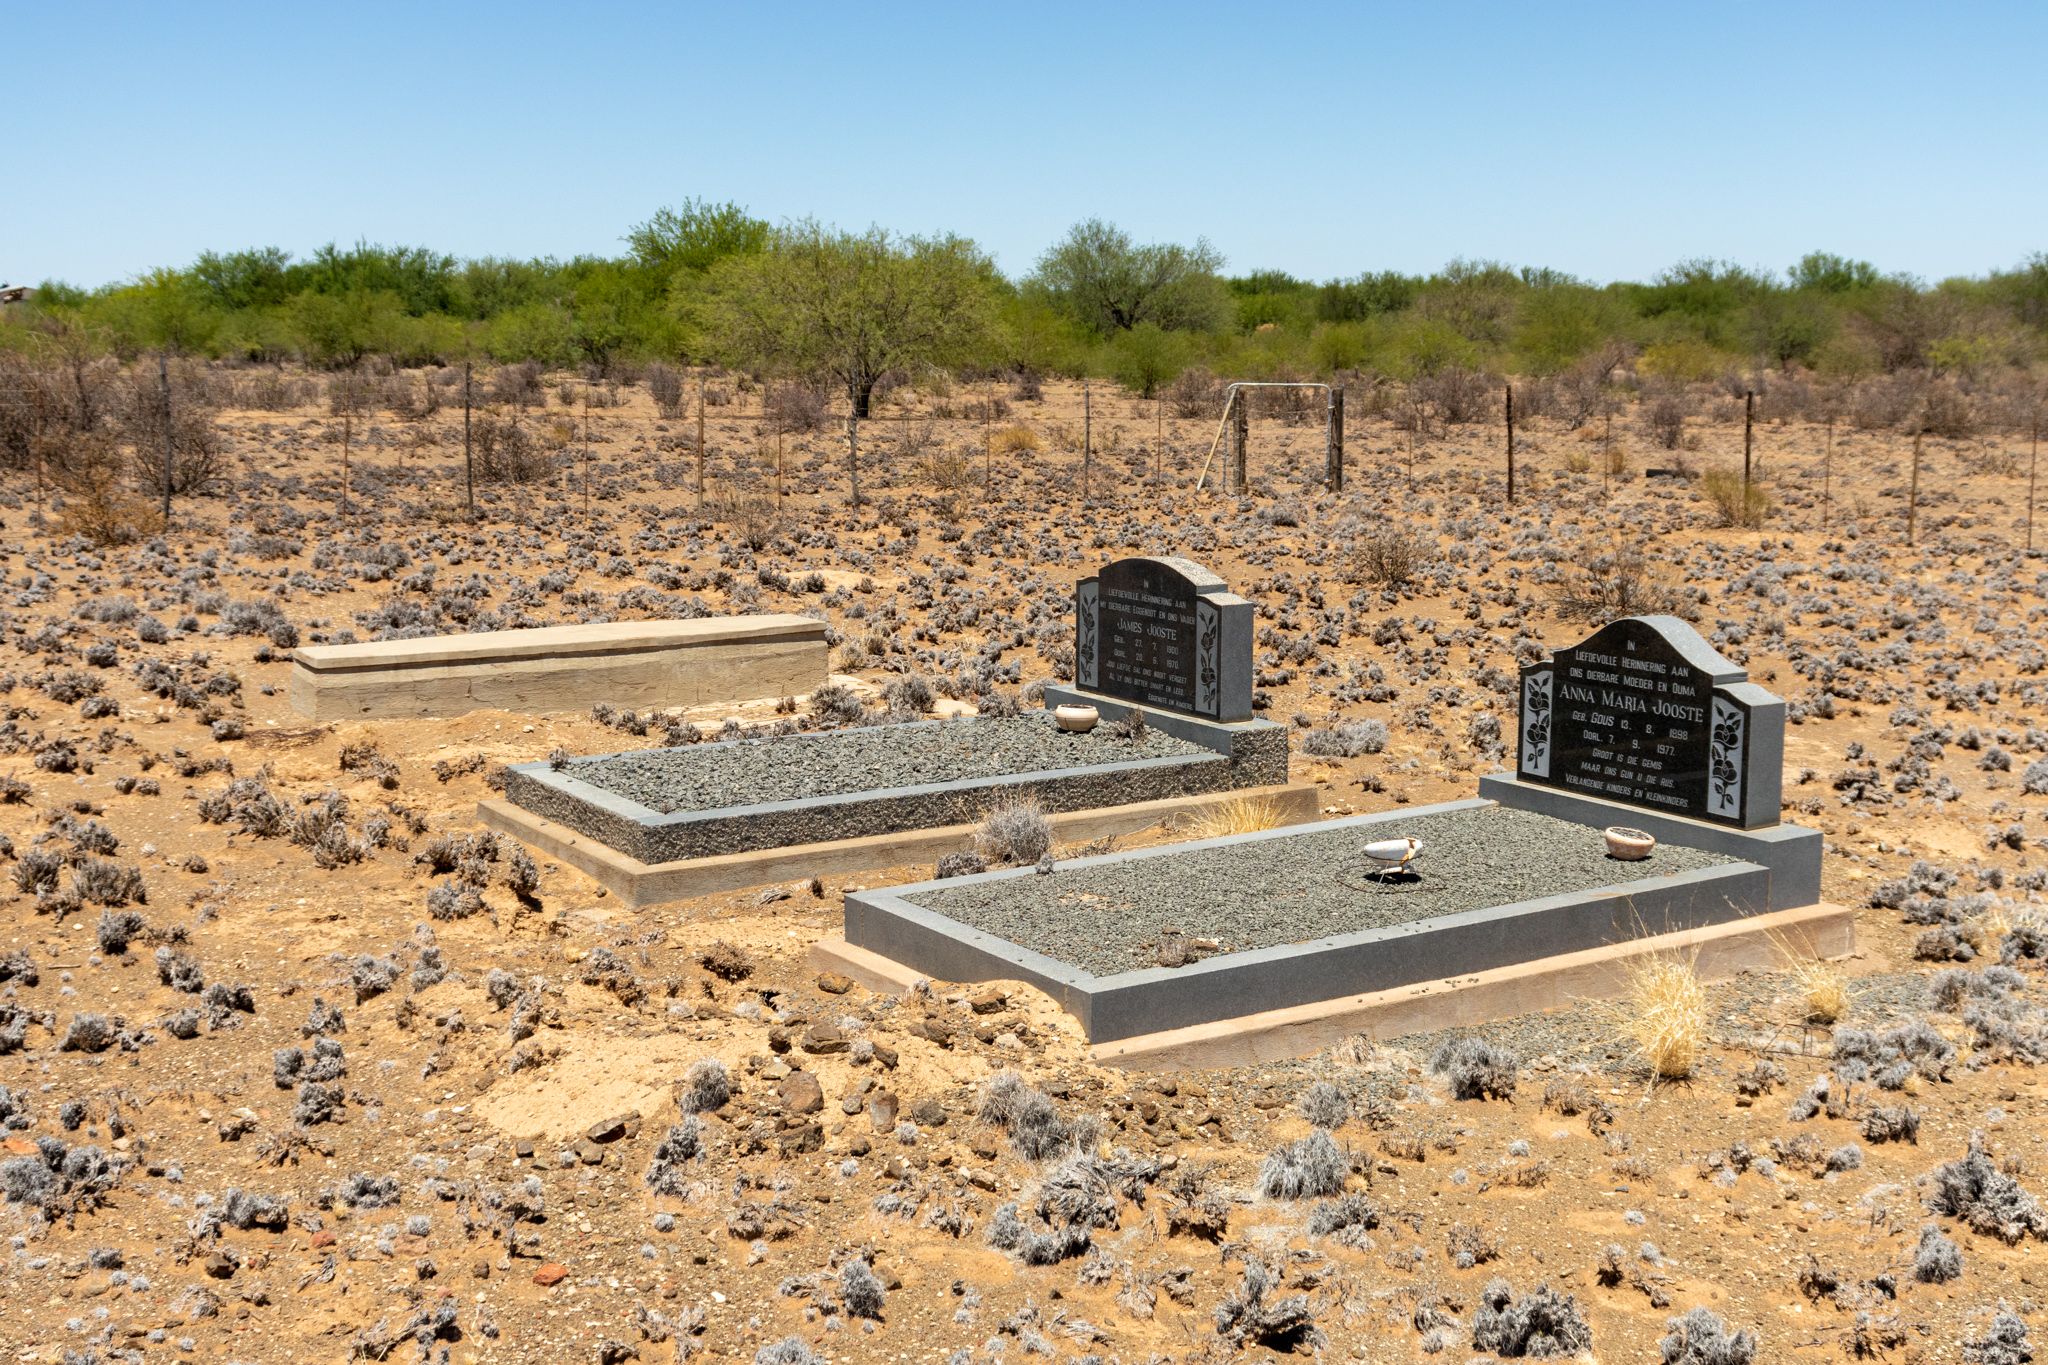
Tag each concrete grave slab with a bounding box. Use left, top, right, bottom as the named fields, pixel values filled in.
left=502, top=702, right=1292, bottom=867
left=1479, top=772, right=1821, bottom=909
left=290, top=615, right=828, bottom=721
left=842, top=797, right=1819, bottom=1044
left=481, top=781, right=1322, bottom=907
left=1078, top=900, right=1855, bottom=1071
left=812, top=899, right=1853, bottom=1069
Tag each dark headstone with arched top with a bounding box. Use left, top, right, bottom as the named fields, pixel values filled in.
left=1517, top=615, right=1783, bottom=829
left=1074, top=556, right=1252, bottom=722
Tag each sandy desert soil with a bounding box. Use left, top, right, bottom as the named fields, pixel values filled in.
left=0, top=370, right=2044, bottom=1364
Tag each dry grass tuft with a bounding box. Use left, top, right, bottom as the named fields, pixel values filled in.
left=1326, top=1032, right=1374, bottom=1067
left=915, top=448, right=979, bottom=519
left=1967, top=902, right=2019, bottom=947
left=1700, top=468, right=1771, bottom=527
left=1790, top=957, right=1849, bottom=1025
left=1183, top=795, right=1285, bottom=840
left=1617, top=954, right=1708, bottom=1080
left=1764, top=928, right=1854, bottom=1025
left=53, top=434, right=152, bottom=547
left=991, top=425, right=1042, bottom=455
left=974, top=798, right=1052, bottom=866
left=708, top=485, right=782, bottom=550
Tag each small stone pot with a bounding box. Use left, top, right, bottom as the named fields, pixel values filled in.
left=1052, top=704, right=1100, bottom=733
left=1605, top=826, right=1656, bottom=861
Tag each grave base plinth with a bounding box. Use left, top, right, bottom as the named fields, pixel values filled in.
left=1083, top=899, right=1854, bottom=1071
left=481, top=781, right=1322, bottom=908
left=1041, top=686, right=1288, bottom=782
left=1478, top=772, right=1820, bottom=910
left=812, top=899, right=1853, bottom=1071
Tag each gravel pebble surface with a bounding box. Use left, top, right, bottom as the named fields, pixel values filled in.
left=568, top=714, right=1204, bottom=812
left=907, top=805, right=1736, bottom=977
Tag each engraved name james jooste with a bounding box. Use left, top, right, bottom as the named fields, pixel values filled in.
left=1074, top=556, right=1249, bottom=722
left=1100, top=583, right=1195, bottom=698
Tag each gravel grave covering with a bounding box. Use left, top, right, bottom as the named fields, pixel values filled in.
left=567, top=714, right=1205, bottom=813
left=906, top=805, right=1737, bottom=977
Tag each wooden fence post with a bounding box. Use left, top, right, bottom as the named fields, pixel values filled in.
left=2026, top=409, right=2038, bottom=555
left=1231, top=388, right=1249, bottom=492
left=1327, top=387, right=1345, bottom=491
left=341, top=369, right=352, bottom=525
left=1602, top=410, right=1613, bottom=496
left=463, top=361, right=475, bottom=520
left=1082, top=380, right=1092, bottom=502
left=158, top=352, right=173, bottom=530
left=1743, top=389, right=1755, bottom=494
left=1822, top=415, right=1833, bottom=530
left=847, top=413, right=862, bottom=506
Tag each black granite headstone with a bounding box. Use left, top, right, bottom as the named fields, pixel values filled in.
left=1517, top=615, right=1784, bottom=830
left=1074, top=556, right=1252, bottom=722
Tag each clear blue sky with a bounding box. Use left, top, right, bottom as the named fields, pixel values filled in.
left=9, top=1, right=2044, bottom=290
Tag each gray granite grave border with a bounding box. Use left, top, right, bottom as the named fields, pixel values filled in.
left=1478, top=772, right=1820, bottom=909
left=844, top=797, right=1782, bottom=1042
left=1041, top=686, right=1288, bottom=774
left=503, top=711, right=1287, bottom=865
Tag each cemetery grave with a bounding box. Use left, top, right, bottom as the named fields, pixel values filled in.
left=3, top=350, right=2038, bottom=1363
left=832, top=612, right=1845, bottom=1059
left=289, top=613, right=829, bottom=720
left=485, top=557, right=1316, bottom=902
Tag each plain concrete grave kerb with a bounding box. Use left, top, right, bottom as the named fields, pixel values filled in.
left=290, top=614, right=828, bottom=720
